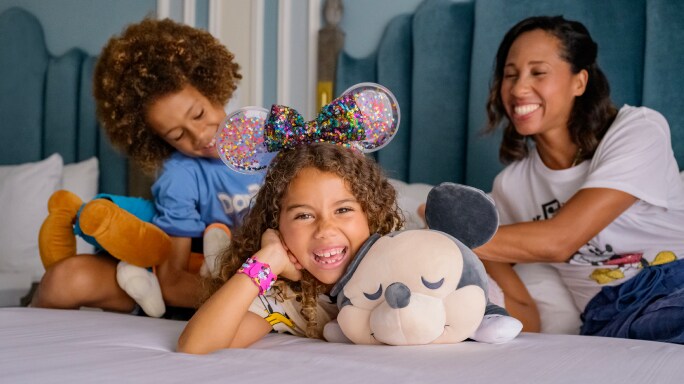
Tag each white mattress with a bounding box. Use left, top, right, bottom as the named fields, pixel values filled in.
left=2, top=307, right=683, bottom=383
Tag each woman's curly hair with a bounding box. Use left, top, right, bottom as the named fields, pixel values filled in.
left=205, top=143, right=404, bottom=338
left=485, top=15, right=617, bottom=165
left=93, top=18, right=241, bottom=172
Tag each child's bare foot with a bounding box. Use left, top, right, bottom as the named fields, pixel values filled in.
left=201, top=223, right=232, bottom=278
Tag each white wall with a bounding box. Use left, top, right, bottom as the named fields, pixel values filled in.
left=214, top=0, right=317, bottom=119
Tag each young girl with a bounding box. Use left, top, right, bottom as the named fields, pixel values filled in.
left=477, top=16, right=684, bottom=342
left=177, top=143, right=404, bottom=353
left=33, top=18, right=262, bottom=316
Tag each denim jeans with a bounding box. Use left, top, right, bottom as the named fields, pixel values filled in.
left=580, top=258, right=684, bottom=344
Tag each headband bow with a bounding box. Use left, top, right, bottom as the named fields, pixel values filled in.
left=216, top=82, right=400, bottom=173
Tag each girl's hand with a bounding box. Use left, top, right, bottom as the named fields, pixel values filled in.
left=256, top=229, right=302, bottom=281
left=287, top=248, right=303, bottom=271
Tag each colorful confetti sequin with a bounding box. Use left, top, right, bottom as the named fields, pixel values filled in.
left=215, top=82, right=399, bottom=173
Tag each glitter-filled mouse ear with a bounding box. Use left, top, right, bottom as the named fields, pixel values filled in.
left=341, top=82, right=400, bottom=152
left=215, top=107, right=277, bottom=173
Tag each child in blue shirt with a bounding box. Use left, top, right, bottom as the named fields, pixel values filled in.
left=33, top=18, right=261, bottom=317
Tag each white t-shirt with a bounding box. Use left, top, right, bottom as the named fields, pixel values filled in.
left=248, top=282, right=338, bottom=337
left=490, top=105, right=684, bottom=311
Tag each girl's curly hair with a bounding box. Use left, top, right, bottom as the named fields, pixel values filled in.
left=485, top=15, right=617, bottom=164
left=206, top=143, right=404, bottom=338
left=93, top=18, right=241, bottom=172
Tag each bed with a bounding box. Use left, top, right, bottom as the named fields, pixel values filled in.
left=2, top=307, right=684, bottom=383
left=1, top=2, right=684, bottom=383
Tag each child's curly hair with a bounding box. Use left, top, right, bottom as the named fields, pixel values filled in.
left=206, top=143, right=404, bottom=338
left=93, top=18, right=241, bottom=172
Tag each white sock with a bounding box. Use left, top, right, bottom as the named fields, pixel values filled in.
left=116, top=262, right=165, bottom=318
left=470, top=314, right=522, bottom=344
left=201, top=226, right=231, bottom=278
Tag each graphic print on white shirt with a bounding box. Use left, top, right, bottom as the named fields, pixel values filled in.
left=490, top=106, right=684, bottom=311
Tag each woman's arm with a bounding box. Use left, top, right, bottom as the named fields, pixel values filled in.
left=477, top=188, right=637, bottom=263
left=483, top=260, right=540, bottom=332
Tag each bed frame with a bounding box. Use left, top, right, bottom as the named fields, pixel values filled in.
left=0, top=7, right=127, bottom=194
left=336, top=0, right=684, bottom=191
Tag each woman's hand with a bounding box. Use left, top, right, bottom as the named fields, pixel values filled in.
left=255, top=229, right=302, bottom=281
left=417, top=203, right=427, bottom=225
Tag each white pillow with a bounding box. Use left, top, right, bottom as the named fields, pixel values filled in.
left=61, top=157, right=99, bottom=255
left=62, top=157, right=99, bottom=202
left=388, top=178, right=433, bottom=229
left=0, top=153, right=64, bottom=282
left=514, top=263, right=582, bottom=334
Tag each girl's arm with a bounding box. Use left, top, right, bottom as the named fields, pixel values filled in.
left=177, top=272, right=273, bottom=353
left=477, top=188, right=637, bottom=263
left=177, top=229, right=302, bottom=354
left=156, top=236, right=202, bottom=307
left=482, top=260, right=540, bottom=332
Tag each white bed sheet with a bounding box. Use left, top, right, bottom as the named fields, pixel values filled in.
left=2, top=307, right=683, bottom=383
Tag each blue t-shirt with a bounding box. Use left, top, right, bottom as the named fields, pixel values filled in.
left=151, top=152, right=264, bottom=238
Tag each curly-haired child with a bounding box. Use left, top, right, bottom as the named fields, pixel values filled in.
left=177, top=143, right=404, bottom=352
left=33, top=18, right=262, bottom=317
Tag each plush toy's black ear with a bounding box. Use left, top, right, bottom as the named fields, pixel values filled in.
left=425, top=183, right=498, bottom=249
left=329, top=233, right=382, bottom=297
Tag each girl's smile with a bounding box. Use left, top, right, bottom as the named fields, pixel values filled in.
left=312, top=246, right=347, bottom=267
left=278, top=167, right=371, bottom=284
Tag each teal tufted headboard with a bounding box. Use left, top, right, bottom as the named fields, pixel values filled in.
left=0, top=7, right=127, bottom=195
left=337, top=0, right=684, bottom=192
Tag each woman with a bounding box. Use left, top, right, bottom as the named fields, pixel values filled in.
left=478, top=15, right=684, bottom=343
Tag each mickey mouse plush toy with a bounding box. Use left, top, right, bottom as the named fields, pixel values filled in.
left=324, top=183, right=522, bottom=345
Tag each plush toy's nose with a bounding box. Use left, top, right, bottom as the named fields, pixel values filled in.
left=385, top=282, right=411, bottom=309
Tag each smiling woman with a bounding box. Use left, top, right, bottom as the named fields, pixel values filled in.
left=499, top=29, right=587, bottom=168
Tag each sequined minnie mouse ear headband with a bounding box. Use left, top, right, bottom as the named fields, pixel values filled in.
left=215, top=82, right=400, bottom=173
